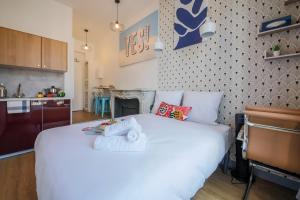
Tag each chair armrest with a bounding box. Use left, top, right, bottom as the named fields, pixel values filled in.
left=244, top=110, right=300, bottom=123
left=245, top=106, right=300, bottom=116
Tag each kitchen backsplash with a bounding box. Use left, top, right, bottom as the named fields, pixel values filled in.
left=0, top=67, right=64, bottom=97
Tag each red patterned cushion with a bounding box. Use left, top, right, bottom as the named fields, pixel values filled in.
left=156, top=102, right=192, bottom=121
left=156, top=102, right=174, bottom=117
left=170, top=105, right=192, bottom=121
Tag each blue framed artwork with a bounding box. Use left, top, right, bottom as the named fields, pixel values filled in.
left=260, top=15, right=292, bottom=32
left=174, top=0, right=208, bottom=50
left=119, top=11, right=158, bottom=67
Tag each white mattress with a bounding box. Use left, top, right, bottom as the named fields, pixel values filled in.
left=35, top=114, right=232, bottom=200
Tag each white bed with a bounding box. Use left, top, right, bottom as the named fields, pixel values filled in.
left=35, top=114, right=232, bottom=200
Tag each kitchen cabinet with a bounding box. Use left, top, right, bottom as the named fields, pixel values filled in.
left=0, top=101, right=42, bottom=155
left=0, top=27, right=42, bottom=69
left=43, top=100, right=70, bottom=130
left=0, top=27, right=68, bottom=72
left=0, top=99, right=71, bottom=156
left=42, top=38, right=68, bottom=72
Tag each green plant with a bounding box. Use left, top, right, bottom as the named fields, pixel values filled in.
left=272, top=44, right=280, bottom=52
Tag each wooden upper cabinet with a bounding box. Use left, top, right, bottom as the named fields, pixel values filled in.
left=42, top=38, right=68, bottom=72
left=0, top=27, right=68, bottom=72
left=0, top=27, right=42, bottom=68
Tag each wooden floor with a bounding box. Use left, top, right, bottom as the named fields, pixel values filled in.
left=0, top=153, right=37, bottom=200
left=72, top=110, right=108, bottom=124
left=0, top=152, right=296, bottom=200
left=194, top=170, right=296, bottom=200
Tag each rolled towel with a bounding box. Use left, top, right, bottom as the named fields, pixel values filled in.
left=93, top=133, right=147, bottom=152
left=104, top=117, right=142, bottom=137
left=126, top=129, right=141, bottom=143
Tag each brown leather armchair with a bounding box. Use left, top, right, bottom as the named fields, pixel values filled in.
left=242, top=106, right=300, bottom=200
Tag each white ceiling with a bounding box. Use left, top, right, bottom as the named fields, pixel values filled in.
left=54, top=0, right=157, bottom=24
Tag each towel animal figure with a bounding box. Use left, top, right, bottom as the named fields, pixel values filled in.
left=104, top=117, right=142, bottom=137
left=94, top=117, right=147, bottom=152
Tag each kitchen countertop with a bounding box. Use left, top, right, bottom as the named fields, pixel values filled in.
left=0, top=97, right=71, bottom=102
left=110, top=89, right=156, bottom=92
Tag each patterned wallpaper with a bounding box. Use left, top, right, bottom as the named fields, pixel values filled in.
left=158, top=0, right=300, bottom=125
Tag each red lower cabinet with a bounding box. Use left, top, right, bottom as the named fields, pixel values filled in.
left=0, top=99, right=71, bottom=156
left=43, top=100, right=71, bottom=130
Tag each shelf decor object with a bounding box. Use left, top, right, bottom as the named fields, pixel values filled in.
left=260, top=15, right=292, bottom=33
left=272, top=44, right=281, bottom=57
left=258, top=23, right=300, bottom=36
left=284, top=0, right=300, bottom=5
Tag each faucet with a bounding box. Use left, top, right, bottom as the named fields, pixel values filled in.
left=13, top=83, right=25, bottom=98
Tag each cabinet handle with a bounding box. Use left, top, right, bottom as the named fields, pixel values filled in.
left=37, top=64, right=41, bottom=67
left=43, top=65, right=47, bottom=68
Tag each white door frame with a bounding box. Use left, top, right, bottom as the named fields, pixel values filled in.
left=73, top=51, right=86, bottom=111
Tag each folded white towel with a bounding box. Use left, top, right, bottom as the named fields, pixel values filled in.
left=93, top=133, right=147, bottom=152
left=104, top=117, right=142, bottom=137
left=126, top=129, right=141, bottom=143
left=7, top=100, right=30, bottom=114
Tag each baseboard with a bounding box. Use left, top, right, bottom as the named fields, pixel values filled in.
left=0, top=149, right=34, bottom=160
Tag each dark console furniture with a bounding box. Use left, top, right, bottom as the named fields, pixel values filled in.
left=0, top=99, right=71, bottom=156
left=231, top=113, right=250, bottom=182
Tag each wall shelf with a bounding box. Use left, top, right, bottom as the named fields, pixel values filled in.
left=284, top=0, right=300, bottom=5
left=258, top=23, right=300, bottom=37
left=264, top=52, right=300, bottom=60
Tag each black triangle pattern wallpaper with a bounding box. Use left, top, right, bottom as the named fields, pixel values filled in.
left=158, top=0, right=300, bottom=126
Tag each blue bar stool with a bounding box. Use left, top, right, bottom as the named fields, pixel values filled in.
left=94, top=96, right=101, bottom=115
left=94, top=96, right=110, bottom=117
left=100, top=97, right=110, bottom=118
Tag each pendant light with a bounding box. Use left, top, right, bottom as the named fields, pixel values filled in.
left=200, top=18, right=216, bottom=38
left=82, top=29, right=91, bottom=51
left=110, top=0, right=124, bottom=32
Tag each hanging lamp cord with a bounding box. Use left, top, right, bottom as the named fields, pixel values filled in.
left=85, top=31, right=88, bottom=45
left=116, top=2, right=119, bottom=23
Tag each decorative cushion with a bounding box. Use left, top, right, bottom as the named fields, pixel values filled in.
left=156, top=102, right=173, bottom=117
left=182, top=91, right=223, bottom=124
left=156, top=102, right=192, bottom=121
left=151, top=90, right=184, bottom=113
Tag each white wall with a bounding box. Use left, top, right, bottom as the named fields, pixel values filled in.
left=0, top=0, right=74, bottom=98
left=70, top=0, right=159, bottom=91
left=99, top=0, right=159, bottom=90
left=73, top=39, right=104, bottom=112
left=72, top=9, right=120, bottom=112
left=112, top=0, right=159, bottom=90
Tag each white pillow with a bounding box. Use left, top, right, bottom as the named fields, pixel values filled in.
left=151, top=91, right=184, bottom=113
left=182, top=91, right=223, bottom=124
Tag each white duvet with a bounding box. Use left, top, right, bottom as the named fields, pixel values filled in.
left=35, top=114, right=231, bottom=200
